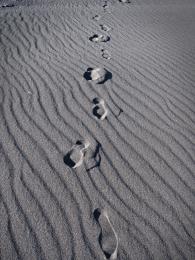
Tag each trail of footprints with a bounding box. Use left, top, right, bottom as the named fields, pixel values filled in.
left=1, top=1, right=192, bottom=260
left=64, top=1, right=130, bottom=259
left=1, top=1, right=129, bottom=259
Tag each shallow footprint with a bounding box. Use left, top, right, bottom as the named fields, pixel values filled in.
left=101, top=49, right=111, bottom=60
left=94, top=208, right=118, bottom=259
left=103, top=1, right=109, bottom=9
left=92, top=98, right=108, bottom=120
left=64, top=140, right=90, bottom=168
left=92, top=14, right=101, bottom=21
left=89, top=34, right=110, bottom=43
left=100, top=24, right=112, bottom=32
left=83, top=68, right=112, bottom=84
left=1, top=3, right=15, bottom=8
left=119, top=0, right=131, bottom=3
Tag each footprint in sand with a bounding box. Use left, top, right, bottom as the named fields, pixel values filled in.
left=119, top=0, right=131, bottom=3
left=64, top=140, right=90, bottom=169
left=1, top=3, right=15, bottom=8
left=100, top=24, right=112, bottom=32
left=84, top=67, right=112, bottom=84
left=94, top=208, right=118, bottom=260
left=92, top=98, right=108, bottom=120
left=92, top=14, right=101, bottom=21
left=87, top=140, right=102, bottom=172
left=89, top=34, right=110, bottom=43
left=103, top=1, right=109, bottom=10
left=101, top=49, right=111, bottom=60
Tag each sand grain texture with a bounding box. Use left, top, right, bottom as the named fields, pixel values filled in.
left=0, top=0, right=195, bottom=259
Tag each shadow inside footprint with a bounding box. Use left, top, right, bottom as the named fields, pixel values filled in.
left=93, top=105, right=105, bottom=120
left=93, top=97, right=103, bottom=105
left=64, top=140, right=89, bottom=168
left=83, top=68, right=93, bottom=81
left=64, top=153, right=76, bottom=168
left=94, top=208, right=101, bottom=220
left=89, top=34, right=98, bottom=42
left=94, top=208, right=118, bottom=259
left=103, top=1, right=108, bottom=9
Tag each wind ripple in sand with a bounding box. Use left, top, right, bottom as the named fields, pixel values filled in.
left=0, top=1, right=195, bottom=260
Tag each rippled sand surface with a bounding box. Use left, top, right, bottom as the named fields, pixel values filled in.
left=0, top=1, right=195, bottom=259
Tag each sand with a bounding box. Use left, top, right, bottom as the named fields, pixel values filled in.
left=0, top=0, right=195, bottom=259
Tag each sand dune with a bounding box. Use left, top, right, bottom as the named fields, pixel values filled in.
left=0, top=0, right=195, bottom=259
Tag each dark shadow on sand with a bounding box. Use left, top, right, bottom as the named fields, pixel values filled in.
left=63, top=153, right=76, bottom=168
left=94, top=208, right=101, bottom=220
left=93, top=106, right=103, bottom=119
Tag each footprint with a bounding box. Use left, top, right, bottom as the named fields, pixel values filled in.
left=1, top=3, right=15, bottom=8
left=64, top=140, right=90, bottom=169
left=92, top=15, right=101, bottom=21
left=119, top=0, right=131, bottom=3
left=92, top=98, right=108, bottom=120
left=86, top=140, right=102, bottom=172
left=93, top=97, right=104, bottom=104
left=94, top=208, right=118, bottom=259
left=89, top=34, right=110, bottom=43
left=83, top=68, right=112, bottom=84
left=103, top=1, right=109, bottom=9
left=100, top=24, right=111, bottom=32
left=101, top=49, right=111, bottom=60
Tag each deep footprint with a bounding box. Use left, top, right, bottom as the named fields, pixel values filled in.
left=94, top=208, right=118, bottom=259
left=92, top=98, right=108, bottom=120
left=89, top=34, right=110, bottom=43
left=64, top=140, right=90, bottom=168
left=83, top=68, right=112, bottom=84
